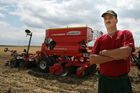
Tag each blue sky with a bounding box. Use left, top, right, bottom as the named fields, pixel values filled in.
left=0, top=2, right=22, bottom=27
left=0, top=0, right=140, bottom=46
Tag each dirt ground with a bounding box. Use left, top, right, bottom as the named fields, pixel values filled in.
left=0, top=46, right=140, bottom=93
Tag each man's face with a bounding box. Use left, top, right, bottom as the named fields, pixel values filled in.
left=103, top=14, right=118, bottom=28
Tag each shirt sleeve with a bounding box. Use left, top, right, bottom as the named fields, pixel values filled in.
left=90, top=37, right=101, bottom=55
left=122, top=30, right=135, bottom=52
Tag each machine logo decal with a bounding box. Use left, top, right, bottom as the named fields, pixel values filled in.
left=52, top=33, right=65, bottom=36
left=67, top=31, right=81, bottom=35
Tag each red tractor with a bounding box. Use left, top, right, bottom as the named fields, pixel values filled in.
left=36, top=27, right=97, bottom=77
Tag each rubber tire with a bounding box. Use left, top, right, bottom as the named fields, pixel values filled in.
left=38, top=57, right=51, bottom=72
left=38, top=58, right=49, bottom=72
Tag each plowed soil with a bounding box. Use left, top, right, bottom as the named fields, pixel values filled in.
left=0, top=46, right=140, bottom=93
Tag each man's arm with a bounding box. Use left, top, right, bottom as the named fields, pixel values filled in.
left=89, top=54, right=114, bottom=64
left=101, top=46, right=132, bottom=60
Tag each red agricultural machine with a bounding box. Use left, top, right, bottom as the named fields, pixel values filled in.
left=36, top=27, right=97, bottom=77
left=5, top=27, right=99, bottom=77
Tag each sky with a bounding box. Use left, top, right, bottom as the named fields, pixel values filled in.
left=0, top=0, right=140, bottom=46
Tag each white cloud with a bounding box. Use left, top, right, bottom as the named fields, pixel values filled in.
left=0, top=7, right=7, bottom=11
left=0, top=0, right=140, bottom=46
left=117, top=18, right=140, bottom=46
left=8, top=0, right=102, bottom=29
left=0, top=13, right=5, bottom=18
left=0, top=21, right=45, bottom=45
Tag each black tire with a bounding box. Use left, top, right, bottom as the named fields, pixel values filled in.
left=10, top=58, right=18, bottom=68
left=38, top=57, right=51, bottom=72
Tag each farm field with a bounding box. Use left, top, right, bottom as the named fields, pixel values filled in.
left=0, top=46, right=140, bottom=93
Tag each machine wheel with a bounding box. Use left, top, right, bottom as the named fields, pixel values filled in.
left=10, top=58, right=18, bottom=68
left=38, top=57, right=51, bottom=72
left=54, top=62, right=76, bottom=76
left=54, top=64, right=63, bottom=76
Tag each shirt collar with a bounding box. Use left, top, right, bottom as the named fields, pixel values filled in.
left=107, top=30, right=118, bottom=38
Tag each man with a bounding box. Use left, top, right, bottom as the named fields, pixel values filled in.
left=89, top=10, right=135, bottom=93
